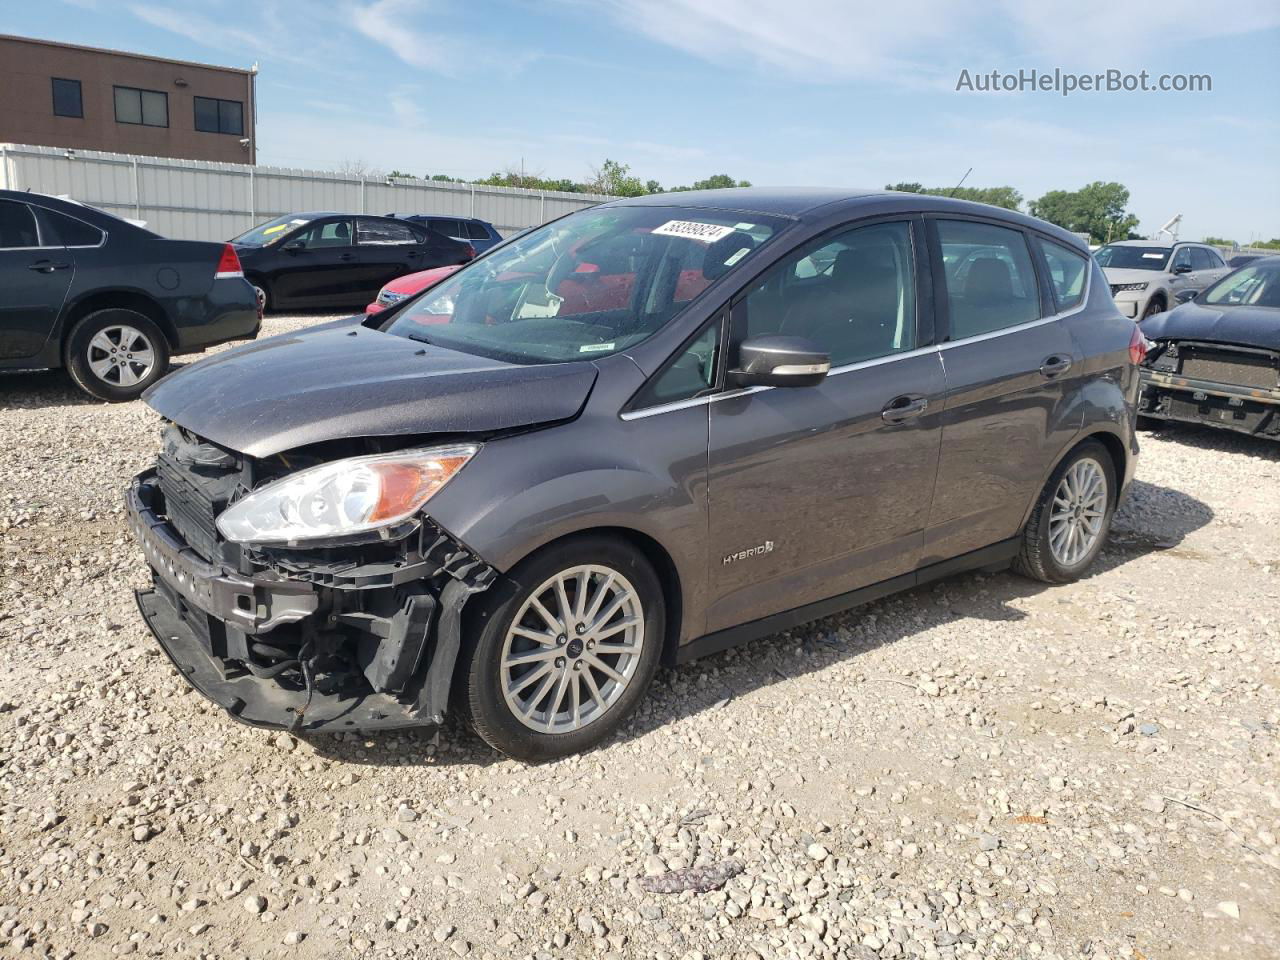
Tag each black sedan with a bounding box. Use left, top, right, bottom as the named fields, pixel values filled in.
left=231, top=213, right=474, bottom=312
left=1139, top=255, right=1280, bottom=440
left=0, top=190, right=259, bottom=402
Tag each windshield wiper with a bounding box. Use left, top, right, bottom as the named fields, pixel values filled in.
left=405, top=333, right=433, bottom=346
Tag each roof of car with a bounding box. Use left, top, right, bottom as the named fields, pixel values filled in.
left=1104, top=238, right=1198, bottom=247
left=609, top=186, right=1087, bottom=250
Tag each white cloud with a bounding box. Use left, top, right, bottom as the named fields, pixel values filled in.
left=599, top=0, right=1278, bottom=84
left=350, top=0, right=538, bottom=77
left=127, top=4, right=279, bottom=58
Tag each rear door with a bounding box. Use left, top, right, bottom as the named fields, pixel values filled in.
left=355, top=217, right=427, bottom=293
left=270, top=217, right=362, bottom=306
left=704, top=216, right=945, bottom=632
left=923, top=216, right=1080, bottom=563
left=0, top=199, right=75, bottom=360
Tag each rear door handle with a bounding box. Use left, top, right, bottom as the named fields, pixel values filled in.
left=28, top=260, right=70, bottom=273
left=338, top=253, right=356, bottom=261
left=1039, top=355, right=1073, bottom=378
left=881, top=394, right=928, bottom=423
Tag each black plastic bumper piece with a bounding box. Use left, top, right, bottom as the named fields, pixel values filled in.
left=136, top=586, right=433, bottom=732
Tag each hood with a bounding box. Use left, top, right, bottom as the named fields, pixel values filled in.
left=1141, top=301, right=1280, bottom=352
left=387, top=264, right=462, bottom=295
left=143, top=325, right=598, bottom=458
left=1102, top=267, right=1166, bottom=285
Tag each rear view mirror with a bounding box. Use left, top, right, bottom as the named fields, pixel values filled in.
left=728, top=335, right=830, bottom=388
left=1174, top=289, right=1197, bottom=304
left=284, top=238, right=307, bottom=252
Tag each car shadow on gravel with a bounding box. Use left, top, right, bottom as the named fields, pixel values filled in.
left=0, top=369, right=106, bottom=409
left=310, top=477, right=1213, bottom=768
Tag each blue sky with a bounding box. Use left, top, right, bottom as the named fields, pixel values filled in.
left=11, top=0, right=1280, bottom=242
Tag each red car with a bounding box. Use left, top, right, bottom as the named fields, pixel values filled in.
left=365, top=264, right=465, bottom=315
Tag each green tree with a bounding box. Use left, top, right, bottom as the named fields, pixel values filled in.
left=1029, top=182, right=1140, bottom=245
left=669, top=173, right=752, bottom=192
left=885, top=181, right=1022, bottom=210
left=1202, top=236, right=1234, bottom=247
left=586, top=159, right=647, bottom=196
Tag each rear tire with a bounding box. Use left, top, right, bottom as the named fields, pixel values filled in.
left=1014, top=440, right=1116, bottom=583
left=64, top=309, right=170, bottom=402
left=249, top=279, right=271, bottom=314
left=457, top=535, right=664, bottom=761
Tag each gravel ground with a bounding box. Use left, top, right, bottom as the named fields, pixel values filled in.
left=2, top=312, right=1277, bottom=960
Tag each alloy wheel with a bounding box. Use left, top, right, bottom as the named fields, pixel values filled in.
left=86, top=325, right=156, bottom=388
left=500, top=564, right=645, bottom=734
left=1049, top=457, right=1108, bottom=567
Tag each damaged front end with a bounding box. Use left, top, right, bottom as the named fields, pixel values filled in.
left=1140, top=339, right=1280, bottom=439
left=128, top=424, right=495, bottom=733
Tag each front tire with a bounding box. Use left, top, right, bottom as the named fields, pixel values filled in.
left=458, top=535, right=664, bottom=761
left=1014, top=440, right=1116, bottom=583
left=64, top=309, right=170, bottom=402
left=249, top=279, right=271, bottom=314
left=1141, top=297, right=1165, bottom=320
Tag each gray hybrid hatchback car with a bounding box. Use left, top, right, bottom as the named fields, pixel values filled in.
left=128, top=188, right=1142, bottom=760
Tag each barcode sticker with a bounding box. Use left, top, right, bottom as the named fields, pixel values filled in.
left=652, top=220, right=736, bottom=243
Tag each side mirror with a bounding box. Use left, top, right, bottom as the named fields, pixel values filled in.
left=728, top=335, right=830, bottom=388
left=1173, top=262, right=1192, bottom=274
left=1174, top=289, right=1197, bottom=304
left=283, top=238, right=307, bottom=252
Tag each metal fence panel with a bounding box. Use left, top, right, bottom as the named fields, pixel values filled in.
left=0, top=143, right=608, bottom=242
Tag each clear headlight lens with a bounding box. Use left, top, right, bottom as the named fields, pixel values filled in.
left=216, top=445, right=478, bottom=544
left=1112, top=282, right=1148, bottom=292
left=377, top=289, right=409, bottom=304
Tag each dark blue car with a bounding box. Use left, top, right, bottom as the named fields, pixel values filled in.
left=386, top=213, right=503, bottom=252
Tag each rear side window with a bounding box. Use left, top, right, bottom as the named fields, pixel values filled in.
left=38, top=208, right=104, bottom=247
left=428, top=218, right=461, bottom=237
left=1190, top=247, right=1215, bottom=271
left=0, top=201, right=39, bottom=248
left=357, top=218, right=417, bottom=245
left=1037, top=238, right=1089, bottom=312
left=937, top=220, right=1039, bottom=339
left=465, top=222, right=490, bottom=240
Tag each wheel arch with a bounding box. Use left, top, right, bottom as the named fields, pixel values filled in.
left=61, top=290, right=176, bottom=357
left=475, top=524, right=686, bottom=671
left=1021, top=427, right=1129, bottom=530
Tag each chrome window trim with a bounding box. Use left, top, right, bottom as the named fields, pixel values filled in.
left=622, top=233, right=1093, bottom=420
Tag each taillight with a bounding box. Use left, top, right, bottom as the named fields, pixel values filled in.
left=1128, top=324, right=1147, bottom=365
left=215, top=243, right=243, bottom=279
left=463, top=243, right=476, bottom=260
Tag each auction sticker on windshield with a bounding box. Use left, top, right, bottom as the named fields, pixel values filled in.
left=652, top=220, right=737, bottom=243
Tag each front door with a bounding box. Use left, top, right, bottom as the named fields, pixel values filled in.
left=272, top=217, right=363, bottom=306
left=705, top=218, right=944, bottom=633
left=0, top=199, right=74, bottom=360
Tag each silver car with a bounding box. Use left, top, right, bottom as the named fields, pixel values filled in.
left=1097, top=240, right=1232, bottom=321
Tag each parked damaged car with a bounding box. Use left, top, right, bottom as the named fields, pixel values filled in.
left=128, top=188, right=1142, bottom=760
left=1139, top=255, right=1280, bottom=440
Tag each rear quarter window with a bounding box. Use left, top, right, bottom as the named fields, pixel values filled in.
left=1037, top=237, right=1089, bottom=312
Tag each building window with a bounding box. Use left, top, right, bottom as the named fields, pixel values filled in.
left=114, top=86, right=168, bottom=127
left=193, top=96, right=244, bottom=135
left=51, top=78, right=83, bottom=118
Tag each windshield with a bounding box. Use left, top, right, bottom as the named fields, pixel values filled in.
left=384, top=206, right=784, bottom=363
left=1202, top=262, right=1280, bottom=308
left=1095, top=245, right=1171, bottom=271
left=232, top=214, right=317, bottom=247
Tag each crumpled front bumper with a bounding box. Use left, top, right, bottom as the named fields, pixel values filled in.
left=127, top=472, right=493, bottom=733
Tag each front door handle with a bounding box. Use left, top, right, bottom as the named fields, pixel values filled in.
left=28, top=260, right=70, bottom=273
left=338, top=253, right=356, bottom=262
left=1039, top=355, right=1073, bottom=378
left=881, top=394, right=928, bottom=423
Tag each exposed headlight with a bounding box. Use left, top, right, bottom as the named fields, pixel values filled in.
left=216, top=445, right=478, bottom=544
left=1112, top=282, right=1148, bottom=293
left=377, top=289, right=410, bottom=305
